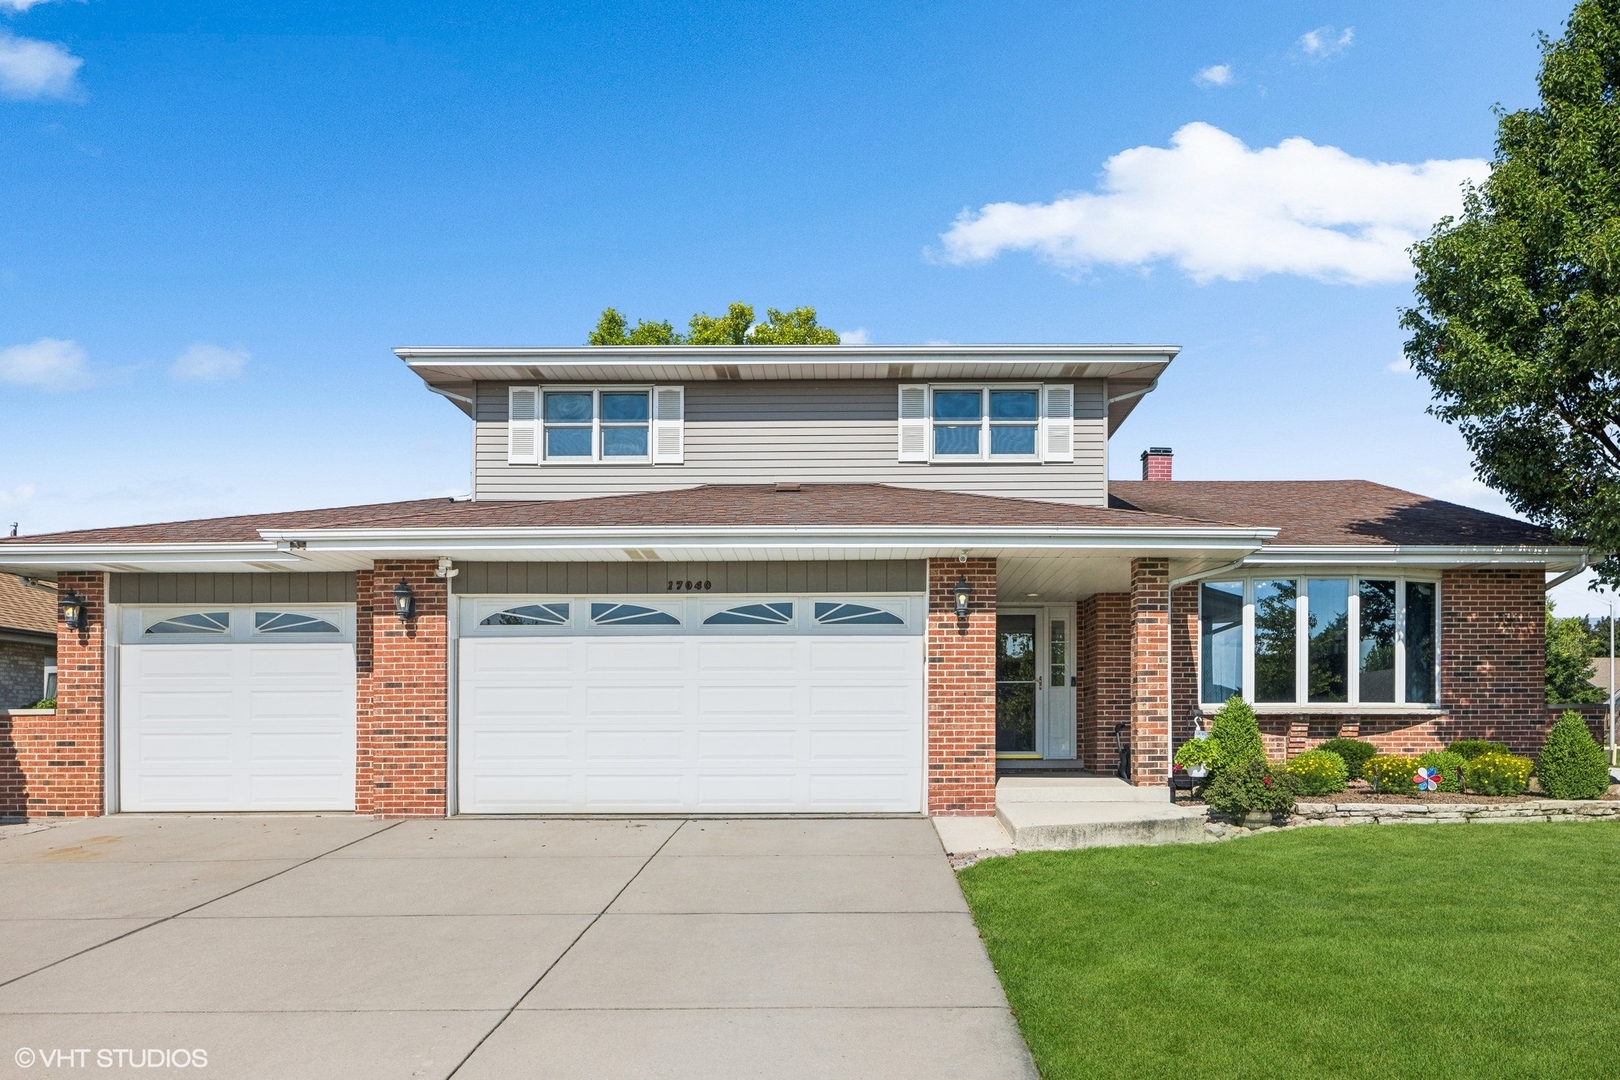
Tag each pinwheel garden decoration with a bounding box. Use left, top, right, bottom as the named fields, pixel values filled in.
left=1414, top=767, right=1440, bottom=792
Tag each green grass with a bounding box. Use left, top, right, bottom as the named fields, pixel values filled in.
left=958, top=823, right=1620, bottom=1080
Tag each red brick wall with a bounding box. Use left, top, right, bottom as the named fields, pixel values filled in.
left=357, top=562, right=448, bottom=817
left=1170, top=583, right=1198, bottom=751
left=1170, top=567, right=1579, bottom=761
left=0, top=571, right=105, bottom=818
left=1129, top=558, right=1171, bottom=785
left=1078, top=593, right=1130, bottom=773
left=926, top=557, right=997, bottom=815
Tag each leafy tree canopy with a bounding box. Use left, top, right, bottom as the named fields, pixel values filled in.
left=589, top=303, right=840, bottom=346
left=1548, top=601, right=1608, bottom=703
left=1403, top=0, right=1620, bottom=583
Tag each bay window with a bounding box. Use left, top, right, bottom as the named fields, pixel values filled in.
left=1197, top=575, right=1439, bottom=707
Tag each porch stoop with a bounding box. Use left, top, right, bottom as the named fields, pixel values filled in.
left=993, top=776, right=1205, bottom=851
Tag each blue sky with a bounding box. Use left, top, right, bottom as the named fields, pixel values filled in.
left=1, top=1, right=1609, bottom=614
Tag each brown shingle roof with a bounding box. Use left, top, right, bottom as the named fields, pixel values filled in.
left=0, top=573, right=55, bottom=636
left=1109, top=480, right=1557, bottom=547
left=1, top=485, right=1234, bottom=545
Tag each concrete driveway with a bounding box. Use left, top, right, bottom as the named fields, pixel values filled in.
left=0, top=816, right=1036, bottom=1079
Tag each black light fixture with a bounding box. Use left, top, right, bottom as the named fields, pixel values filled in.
left=953, top=575, right=972, bottom=618
left=392, top=580, right=416, bottom=621
left=61, top=590, right=87, bottom=631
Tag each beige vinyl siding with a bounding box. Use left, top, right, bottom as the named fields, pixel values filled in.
left=472, top=380, right=1108, bottom=504
left=110, top=573, right=357, bottom=605
left=456, top=560, right=925, bottom=595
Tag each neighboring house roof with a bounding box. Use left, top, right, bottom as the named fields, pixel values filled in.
left=0, top=573, right=55, bottom=637
left=1109, top=480, right=1558, bottom=548
left=1, top=485, right=1231, bottom=544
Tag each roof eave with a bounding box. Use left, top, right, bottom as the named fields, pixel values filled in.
left=1240, top=544, right=1590, bottom=570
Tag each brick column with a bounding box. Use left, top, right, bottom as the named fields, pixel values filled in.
left=1169, top=582, right=1199, bottom=753
left=1129, top=557, right=1170, bottom=787
left=1078, top=593, right=1130, bottom=774
left=1440, top=568, right=1545, bottom=754
left=357, top=561, right=448, bottom=817
left=3, top=571, right=106, bottom=817
left=926, top=557, right=997, bottom=815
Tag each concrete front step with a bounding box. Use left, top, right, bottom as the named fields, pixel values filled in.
left=996, top=776, right=1170, bottom=804
left=995, top=801, right=1207, bottom=851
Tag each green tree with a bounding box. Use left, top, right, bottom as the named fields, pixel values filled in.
left=587, top=303, right=840, bottom=345
left=1402, top=0, right=1620, bottom=584
left=1548, top=601, right=1607, bottom=702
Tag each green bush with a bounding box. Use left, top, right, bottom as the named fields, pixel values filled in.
left=1203, top=759, right=1297, bottom=817
left=1448, top=739, right=1512, bottom=761
left=1285, top=750, right=1349, bottom=796
left=1536, top=711, right=1611, bottom=799
left=1316, top=738, right=1378, bottom=780
left=1364, top=755, right=1419, bottom=795
left=1175, top=697, right=1267, bottom=779
left=1416, top=750, right=1466, bottom=794
left=28, top=697, right=55, bottom=710
left=1465, top=752, right=1534, bottom=796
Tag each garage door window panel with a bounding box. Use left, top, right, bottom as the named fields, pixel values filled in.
left=145, top=611, right=231, bottom=636
left=253, top=611, right=341, bottom=635
left=590, top=602, right=682, bottom=626
left=704, top=602, right=794, bottom=626
left=481, top=603, right=571, bottom=627
left=814, top=601, right=905, bottom=627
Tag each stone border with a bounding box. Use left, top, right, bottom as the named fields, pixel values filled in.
left=1207, top=799, right=1620, bottom=838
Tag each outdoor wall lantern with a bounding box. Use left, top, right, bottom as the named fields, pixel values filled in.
left=61, top=591, right=87, bottom=631
left=953, top=575, right=972, bottom=618
left=392, top=580, right=416, bottom=621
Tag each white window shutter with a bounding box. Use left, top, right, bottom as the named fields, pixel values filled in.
left=652, top=385, right=685, bottom=464
left=508, top=386, right=539, bottom=464
left=1041, top=384, right=1074, bottom=463
left=898, top=384, right=929, bottom=462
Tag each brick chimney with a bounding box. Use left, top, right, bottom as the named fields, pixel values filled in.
left=1140, top=447, right=1172, bottom=481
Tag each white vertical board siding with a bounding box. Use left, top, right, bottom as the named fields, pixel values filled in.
left=458, top=633, right=924, bottom=813
left=119, top=643, right=356, bottom=812
left=473, top=379, right=1108, bottom=503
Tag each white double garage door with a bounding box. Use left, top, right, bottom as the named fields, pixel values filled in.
left=118, top=594, right=925, bottom=814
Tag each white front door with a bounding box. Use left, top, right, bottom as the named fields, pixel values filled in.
left=996, top=605, right=1076, bottom=760
left=118, top=607, right=356, bottom=812
left=457, top=595, right=925, bottom=814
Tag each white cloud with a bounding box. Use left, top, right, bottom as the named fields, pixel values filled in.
left=936, top=122, right=1486, bottom=285
left=838, top=328, right=871, bottom=345
left=170, top=343, right=249, bottom=382
left=0, top=337, right=87, bottom=388
left=0, top=31, right=81, bottom=100
left=1299, top=25, right=1354, bottom=60
left=0, top=482, right=36, bottom=509
left=1194, top=64, right=1233, bottom=89
left=1387, top=356, right=1412, bottom=374
left=0, top=1, right=60, bottom=11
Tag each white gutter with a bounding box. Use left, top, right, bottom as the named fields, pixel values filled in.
left=1237, top=544, right=1590, bottom=569
left=395, top=344, right=1182, bottom=360
left=1106, top=378, right=1159, bottom=405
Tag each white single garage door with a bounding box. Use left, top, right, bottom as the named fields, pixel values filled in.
left=118, top=606, right=356, bottom=812
left=458, top=595, right=924, bottom=814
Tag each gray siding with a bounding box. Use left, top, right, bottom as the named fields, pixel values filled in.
left=110, top=573, right=357, bottom=604
left=472, top=380, right=1108, bottom=504
left=456, top=561, right=925, bottom=595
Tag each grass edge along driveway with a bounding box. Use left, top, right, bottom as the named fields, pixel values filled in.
left=958, top=822, right=1620, bottom=1080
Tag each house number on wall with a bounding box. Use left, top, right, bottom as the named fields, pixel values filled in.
left=666, top=580, right=713, bottom=591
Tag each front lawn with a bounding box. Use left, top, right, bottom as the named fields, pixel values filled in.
left=959, top=823, right=1620, bottom=1080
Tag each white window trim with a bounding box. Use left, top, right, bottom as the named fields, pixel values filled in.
left=1196, top=574, right=1441, bottom=711
left=120, top=605, right=354, bottom=645
left=907, top=383, right=1061, bottom=464
left=533, top=385, right=656, bottom=465
left=461, top=595, right=923, bottom=636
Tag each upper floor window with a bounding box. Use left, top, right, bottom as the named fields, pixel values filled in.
left=1198, top=575, right=1438, bottom=708
left=898, top=384, right=1074, bottom=464
left=508, top=385, right=684, bottom=466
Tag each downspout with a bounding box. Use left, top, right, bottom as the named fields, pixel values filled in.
left=1542, top=554, right=1588, bottom=593
left=1105, top=378, right=1159, bottom=407
left=425, top=384, right=478, bottom=502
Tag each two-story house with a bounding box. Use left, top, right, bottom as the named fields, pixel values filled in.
left=0, top=345, right=1588, bottom=820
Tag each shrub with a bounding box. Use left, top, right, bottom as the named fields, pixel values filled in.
left=1176, top=697, right=1267, bottom=779
left=1285, top=750, right=1349, bottom=796
left=1536, top=711, right=1611, bottom=799
left=1364, top=755, right=1419, bottom=795
left=1465, top=752, right=1534, bottom=796
left=1203, top=759, right=1297, bottom=817
left=28, top=697, right=55, bottom=710
left=1416, top=750, right=1466, bottom=794
left=1316, top=738, right=1378, bottom=780
left=1448, top=739, right=1511, bottom=761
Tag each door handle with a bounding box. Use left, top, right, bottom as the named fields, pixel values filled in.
left=1037, top=675, right=1043, bottom=689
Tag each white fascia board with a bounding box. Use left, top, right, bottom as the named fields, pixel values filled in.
left=1237, top=545, right=1590, bottom=569
left=0, top=542, right=292, bottom=570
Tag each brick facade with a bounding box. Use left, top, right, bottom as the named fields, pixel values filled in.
left=356, top=562, right=449, bottom=817
left=925, top=557, right=997, bottom=815
left=1129, top=558, right=1171, bottom=785
left=1168, top=565, right=1588, bottom=762
left=0, top=572, right=105, bottom=818
left=1078, top=592, right=1130, bottom=774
